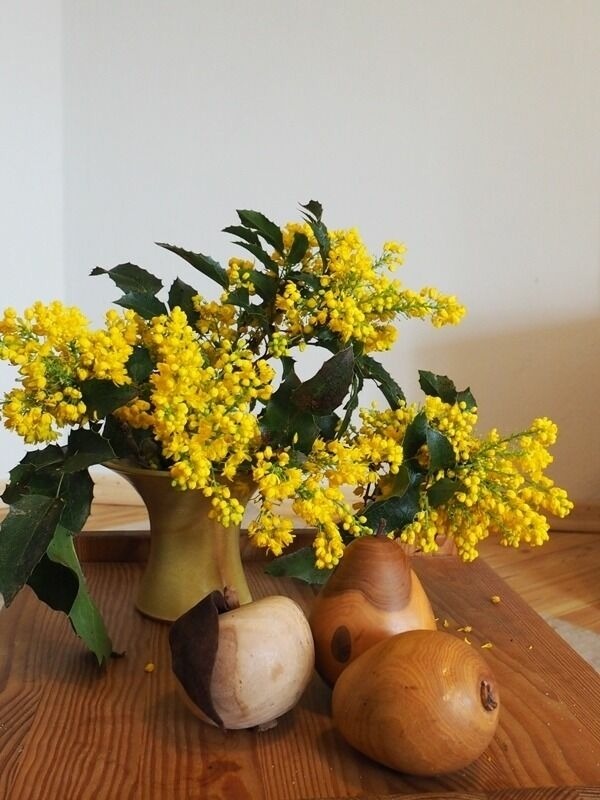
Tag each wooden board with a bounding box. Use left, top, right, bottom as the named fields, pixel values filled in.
left=1, top=544, right=599, bottom=799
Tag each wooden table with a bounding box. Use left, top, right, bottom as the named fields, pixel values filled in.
left=1, top=533, right=599, bottom=800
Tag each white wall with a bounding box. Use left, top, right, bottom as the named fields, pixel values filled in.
left=0, top=1, right=65, bottom=472
left=2, top=1, right=599, bottom=510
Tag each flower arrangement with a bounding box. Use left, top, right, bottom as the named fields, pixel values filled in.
left=0, top=201, right=572, bottom=662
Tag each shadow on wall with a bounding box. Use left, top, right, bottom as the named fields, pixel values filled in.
left=414, top=315, right=600, bottom=511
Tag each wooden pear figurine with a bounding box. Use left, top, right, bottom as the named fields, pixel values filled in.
left=309, top=534, right=437, bottom=686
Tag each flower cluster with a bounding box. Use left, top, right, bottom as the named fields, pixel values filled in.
left=0, top=200, right=571, bottom=595
left=355, top=393, right=573, bottom=562
left=0, top=302, right=137, bottom=442
left=270, top=224, right=464, bottom=354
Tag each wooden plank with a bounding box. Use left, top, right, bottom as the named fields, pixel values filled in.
left=1, top=555, right=600, bottom=798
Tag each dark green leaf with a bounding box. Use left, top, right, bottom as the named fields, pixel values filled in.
left=289, top=271, right=322, bottom=292
left=63, top=428, right=115, bottom=473
left=286, top=232, right=310, bottom=266
left=381, top=464, right=411, bottom=499
left=300, top=200, right=323, bottom=221
left=234, top=240, right=279, bottom=273
left=418, top=370, right=457, bottom=404
left=79, top=379, right=138, bottom=418
left=222, top=225, right=260, bottom=246
left=359, top=355, right=406, bottom=409
left=259, top=366, right=319, bottom=453
left=90, top=263, right=163, bottom=295
left=337, top=372, right=363, bottom=437
left=115, top=292, right=167, bottom=319
left=246, top=270, right=277, bottom=302
left=260, top=399, right=318, bottom=454
left=300, top=202, right=329, bottom=266
left=224, top=287, right=250, bottom=308
left=2, top=446, right=67, bottom=504
left=126, top=346, right=154, bottom=384
left=237, top=210, right=284, bottom=254
left=59, top=471, right=94, bottom=532
left=22, top=445, right=65, bottom=471
left=265, top=546, right=330, bottom=585
left=315, top=413, right=340, bottom=440
left=101, top=416, right=162, bottom=467
left=27, top=554, right=79, bottom=615
left=402, top=411, right=428, bottom=460
left=426, top=427, right=456, bottom=472
left=456, top=387, right=477, bottom=410
left=313, top=326, right=344, bottom=353
left=46, top=526, right=112, bottom=664
left=157, top=243, right=229, bottom=289
left=427, top=477, right=463, bottom=508
left=292, top=347, right=354, bottom=415
left=0, top=494, right=64, bottom=605
left=362, top=472, right=423, bottom=534
left=1, top=466, right=33, bottom=504
left=280, top=356, right=297, bottom=381
left=168, top=277, right=201, bottom=325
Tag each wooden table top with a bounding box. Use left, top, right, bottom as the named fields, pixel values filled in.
left=1, top=534, right=599, bottom=800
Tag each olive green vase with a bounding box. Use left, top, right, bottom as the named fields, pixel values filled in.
left=106, top=461, right=253, bottom=621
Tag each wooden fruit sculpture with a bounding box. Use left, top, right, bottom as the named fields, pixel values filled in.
left=309, top=535, right=436, bottom=685
left=332, top=629, right=500, bottom=775
left=169, top=588, right=314, bottom=729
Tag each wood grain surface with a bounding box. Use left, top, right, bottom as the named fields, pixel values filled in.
left=0, top=544, right=599, bottom=799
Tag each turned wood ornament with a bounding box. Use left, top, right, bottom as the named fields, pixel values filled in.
left=309, top=535, right=436, bottom=686
left=332, top=629, right=500, bottom=775
left=170, top=590, right=315, bottom=730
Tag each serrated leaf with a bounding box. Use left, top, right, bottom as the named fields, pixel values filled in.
left=337, top=372, right=363, bottom=437
left=0, top=494, right=64, bottom=605
left=260, top=398, right=318, bottom=454
left=362, top=472, right=423, bottom=534
left=402, top=411, right=428, bottom=461
left=359, top=355, right=406, bottom=409
left=315, top=413, right=340, bottom=440
left=101, top=416, right=161, bottom=467
left=90, top=263, right=163, bottom=295
left=59, top=470, right=94, bottom=532
left=46, top=526, right=112, bottom=664
left=157, top=243, right=229, bottom=289
left=222, top=225, right=261, bottom=246
left=286, top=232, right=310, bottom=266
left=237, top=210, right=284, bottom=254
left=292, top=347, right=354, bottom=415
left=249, top=271, right=278, bottom=303
left=224, top=287, right=250, bottom=308
left=63, top=428, right=115, bottom=473
left=79, top=379, right=138, bottom=418
left=2, top=446, right=67, bottom=504
left=234, top=240, right=279, bottom=273
left=22, top=445, right=65, bottom=471
left=300, top=200, right=323, bottom=221
left=115, top=292, right=167, bottom=319
left=418, top=370, right=457, bottom=404
left=426, top=427, right=456, bottom=472
left=427, top=477, right=463, bottom=508
left=289, top=271, right=322, bottom=292
left=168, top=277, right=201, bottom=325
left=126, top=346, right=154, bottom=384
left=27, top=554, right=79, bottom=614
left=265, top=546, right=330, bottom=585
left=456, top=387, right=477, bottom=410
left=260, top=366, right=319, bottom=453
